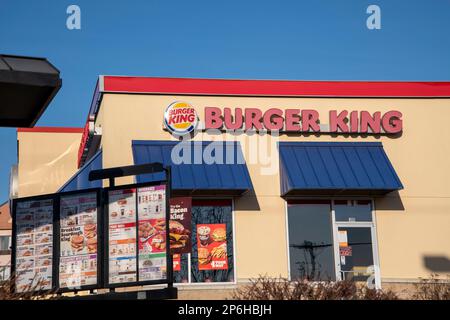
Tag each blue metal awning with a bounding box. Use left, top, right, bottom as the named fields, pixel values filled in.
left=279, top=142, right=403, bottom=196
left=132, top=140, right=253, bottom=196
left=58, top=150, right=103, bottom=192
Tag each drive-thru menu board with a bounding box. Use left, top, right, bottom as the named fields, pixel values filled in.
left=108, top=188, right=137, bottom=284
left=12, top=181, right=172, bottom=293
left=137, top=185, right=167, bottom=281
left=59, top=192, right=98, bottom=288
left=15, top=199, right=53, bottom=293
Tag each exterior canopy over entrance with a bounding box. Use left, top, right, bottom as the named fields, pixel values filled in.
left=279, top=142, right=403, bottom=196
left=132, top=140, right=253, bottom=196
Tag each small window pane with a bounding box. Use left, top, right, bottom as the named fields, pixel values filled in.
left=0, top=236, right=11, bottom=252
left=288, top=203, right=335, bottom=281
left=335, top=202, right=372, bottom=222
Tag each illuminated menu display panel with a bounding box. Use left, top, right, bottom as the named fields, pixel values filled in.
left=15, top=199, right=53, bottom=293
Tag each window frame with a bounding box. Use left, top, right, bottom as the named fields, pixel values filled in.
left=0, top=235, right=12, bottom=254
left=174, top=197, right=237, bottom=287
left=284, top=197, right=381, bottom=289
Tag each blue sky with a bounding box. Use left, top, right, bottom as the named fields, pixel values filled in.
left=1, top=0, right=450, bottom=200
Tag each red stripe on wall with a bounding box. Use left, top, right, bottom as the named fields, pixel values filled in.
left=102, top=76, right=450, bottom=97
left=17, top=127, right=84, bottom=133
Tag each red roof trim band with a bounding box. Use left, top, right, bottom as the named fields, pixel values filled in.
left=102, top=76, right=450, bottom=97
left=18, top=127, right=84, bottom=133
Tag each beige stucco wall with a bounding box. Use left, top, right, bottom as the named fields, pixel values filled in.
left=17, top=131, right=82, bottom=197
left=97, top=93, right=450, bottom=283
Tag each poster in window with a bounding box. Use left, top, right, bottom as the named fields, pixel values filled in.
left=15, top=199, right=53, bottom=292
left=137, top=185, right=167, bottom=281
left=59, top=192, right=98, bottom=288
left=169, top=197, right=191, bottom=254
left=108, top=188, right=137, bottom=284
left=173, top=254, right=181, bottom=272
left=196, top=223, right=228, bottom=271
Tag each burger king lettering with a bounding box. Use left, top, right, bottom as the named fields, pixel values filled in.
left=204, top=107, right=402, bottom=134
left=163, top=102, right=403, bottom=135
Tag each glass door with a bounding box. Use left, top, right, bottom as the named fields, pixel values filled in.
left=332, top=200, right=381, bottom=289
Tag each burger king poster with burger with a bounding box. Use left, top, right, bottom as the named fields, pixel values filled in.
left=169, top=197, right=192, bottom=254
left=196, top=224, right=228, bottom=271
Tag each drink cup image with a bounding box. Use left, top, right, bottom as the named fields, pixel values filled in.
left=198, top=225, right=211, bottom=247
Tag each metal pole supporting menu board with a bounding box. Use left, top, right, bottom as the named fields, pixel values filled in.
left=10, top=162, right=176, bottom=299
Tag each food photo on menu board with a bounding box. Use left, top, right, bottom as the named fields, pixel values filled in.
left=197, top=224, right=228, bottom=271
left=137, top=185, right=167, bottom=281
left=14, top=199, right=54, bottom=293
left=59, top=193, right=98, bottom=288
left=169, top=197, right=192, bottom=254
left=108, top=189, right=138, bottom=284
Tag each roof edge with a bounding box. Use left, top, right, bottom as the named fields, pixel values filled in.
left=100, top=76, right=450, bottom=98
left=17, top=127, right=84, bottom=133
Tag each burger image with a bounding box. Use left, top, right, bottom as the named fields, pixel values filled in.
left=211, top=228, right=226, bottom=242
left=169, top=220, right=189, bottom=249
left=169, top=220, right=184, bottom=233
left=198, top=247, right=211, bottom=266
left=39, top=237, right=50, bottom=244
left=41, top=259, right=51, bottom=266
left=87, top=237, right=97, bottom=253
left=152, top=234, right=166, bottom=250
left=84, top=223, right=97, bottom=239
left=143, top=259, right=152, bottom=266
left=111, top=211, right=118, bottom=218
left=70, top=235, right=84, bottom=252
left=23, top=250, right=32, bottom=257
left=117, top=199, right=127, bottom=205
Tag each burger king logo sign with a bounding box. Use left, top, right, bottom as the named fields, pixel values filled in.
left=164, top=102, right=199, bottom=135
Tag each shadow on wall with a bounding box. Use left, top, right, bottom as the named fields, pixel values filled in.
left=423, top=256, right=450, bottom=273
left=374, top=191, right=405, bottom=212
left=234, top=190, right=261, bottom=211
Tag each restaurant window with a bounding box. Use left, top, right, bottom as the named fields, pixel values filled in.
left=334, top=200, right=372, bottom=222
left=0, top=236, right=11, bottom=255
left=287, top=200, right=336, bottom=281
left=173, top=199, right=234, bottom=284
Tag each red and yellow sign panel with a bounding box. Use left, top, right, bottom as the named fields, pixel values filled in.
left=196, top=223, right=228, bottom=271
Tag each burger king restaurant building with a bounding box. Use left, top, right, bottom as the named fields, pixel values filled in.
left=14, top=76, right=450, bottom=298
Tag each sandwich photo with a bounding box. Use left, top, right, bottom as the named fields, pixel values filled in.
left=87, top=237, right=97, bottom=253
left=84, top=223, right=97, bottom=238
left=211, top=227, right=226, bottom=242
left=70, top=235, right=85, bottom=252
left=169, top=220, right=190, bottom=250
left=198, top=247, right=211, bottom=266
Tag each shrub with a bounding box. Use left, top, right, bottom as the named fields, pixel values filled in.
left=412, top=274, right=450, bottom=300
left=230, top=275, right=399, bottom=300
left=0, top=273, right=57, bottom=300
